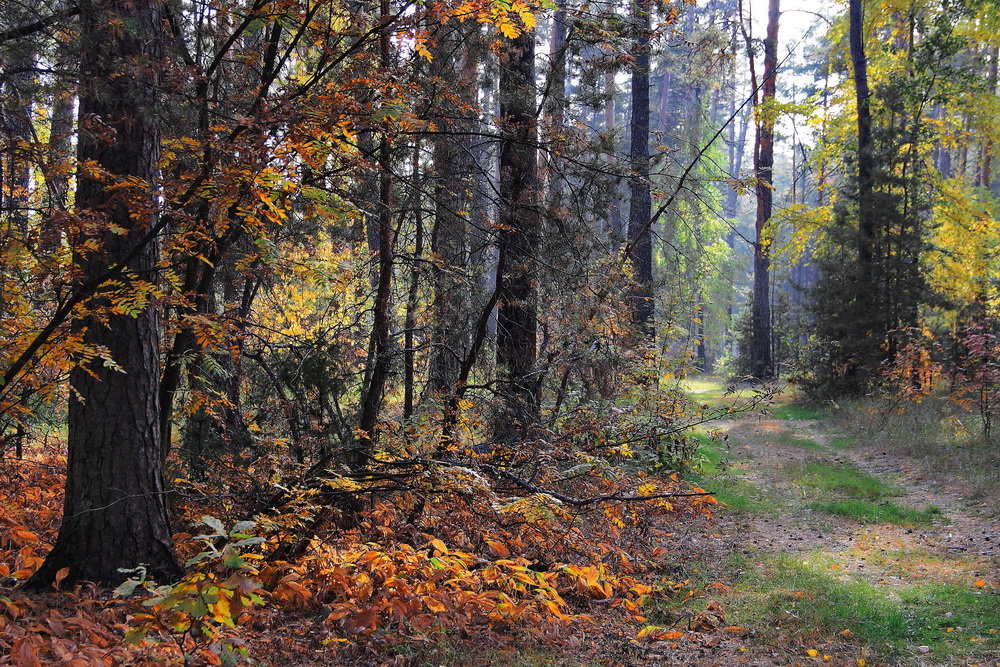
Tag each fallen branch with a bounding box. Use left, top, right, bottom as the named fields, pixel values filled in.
left=478, top=462, right=713, bottom=506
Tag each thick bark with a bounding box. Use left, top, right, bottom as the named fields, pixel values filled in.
left=46, top=82, right=75, bottom=212
left=545, top=7, right=568, bottom=208
left=28, top=0, right=181, bottom=588
left=627, top=0, right=654, bottom=336
left=747, top=0, right=778, bottom=381
left=605, top=72, right=623, bottom=242
left=2, top=40, right=34, bottom=236
left=495, top=29, right=540, bottom=437
left=979, top=47, right=998, bottom=190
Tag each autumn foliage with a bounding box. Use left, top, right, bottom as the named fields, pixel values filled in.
left=0, top=416, right=726, bottom=664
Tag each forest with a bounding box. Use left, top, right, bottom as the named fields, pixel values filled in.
left=0, top=0, right=998, bottom=663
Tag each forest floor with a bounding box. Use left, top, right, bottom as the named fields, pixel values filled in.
left=633, top=380, right=1000, bottom=667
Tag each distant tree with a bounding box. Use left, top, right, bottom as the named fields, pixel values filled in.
left=742, top=0, right=778, bottom=381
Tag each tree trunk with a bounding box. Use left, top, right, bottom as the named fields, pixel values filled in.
left=850, top=0, right=875, bottom=267
left=427, top=24, right=477, bottom=396
left=28, top=0, right=181, bottom=588
left=355, top=0, right=396, bottom=466
left=627, top=0, right=654, bottom=336
left=748, top=0, right=778, bottom=381
left=495, top=28, right=540, bottom=438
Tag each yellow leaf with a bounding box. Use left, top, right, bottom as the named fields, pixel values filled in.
left=498, top=21, right=518, bottom=38
left=806, top=649, right=818, bottom=657
left=636, top=625, right=658, bottom=639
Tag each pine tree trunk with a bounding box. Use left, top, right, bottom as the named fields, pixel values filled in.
left=850, top=0, right=875, bottom=266
left=355, top=0, right=395, bottom=466
left=627, top=0, right=654, bottom=336
left=495, top=29, right=540, bottom=437
left=427, top=24, right=477, bottom=396
left=28, top=0, right=181, bottom=588
left=748, top=0, right=778, bottom=381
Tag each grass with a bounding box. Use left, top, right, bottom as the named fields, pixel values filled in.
left=704, top=474, right=776, bottom=514
left=810, top=499, right=941, bottom=525
left=896, top=583, right=1000, bottom=660
left=788, top=462, right=901, bottom=500
left=829, top=395, right=1000, bottom=505
left=707, top=553, right=1000, bottom=662
left=684, top=430, right=777, bottom=514
left=777, top=433, right=825, bottom=450
left=771, top=403, right=827, bottom=421
left=829, top=435, right=858, bottom=450
left=785, top=457, right=940, bottom=525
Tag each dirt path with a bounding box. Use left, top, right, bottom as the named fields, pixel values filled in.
left=640, top=414, right=1000, bottom=666
left=719, top=417, right=999, bottom=567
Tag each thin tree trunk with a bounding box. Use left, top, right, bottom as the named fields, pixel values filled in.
left=427, top=25, right=477, bottom=396
left=747, top=0, right=778, bottom=381
left=403, top=139, right=423, bottom=419
left=850, top=0, right=875, bottom=267
left=355, top=0, right=396, bottom=467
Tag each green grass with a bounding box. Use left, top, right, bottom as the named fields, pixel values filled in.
left=771, top=403, right=827, bottom=421
left=712, top=554, right=999, bottom=661
left=810, top=499, right=941, bottom=525
left=829, top=435, right=858, bottom=450
left=682, top=430, right=778, bottom=514
left=687, top=430, right=726, bottom=474
left=896, top=584, right=1000, bottom=660
left=732, top=554, right=908, bottom=645
left=789, top=462, right=901, bottom=500
left=777, top=433, right=825, bottom=450
left=712, top=476, right=775, bottom=513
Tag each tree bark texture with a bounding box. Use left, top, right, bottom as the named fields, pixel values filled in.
left=427, top=24, right=477, bottom=396
left=28, top=0, right=181, bottom=587
left=495, top=29, right=540, bottom=437
left=355, top=0, right=395, bottom=466
left=627, top=0, right=654, bottom=336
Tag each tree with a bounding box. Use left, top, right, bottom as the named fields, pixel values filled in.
left=426, top=21, right=479, bottom=397
left=495, top=25, right=541, bottom=437
left=743, top=0, right=778, bottom=381
left=626, top=0, right=654, bottom=336
left=28, top=0, right=181, bottom=587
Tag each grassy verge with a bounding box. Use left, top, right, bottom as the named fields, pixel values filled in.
left=809, top=499, right=941, bottom=525
left=777, top=433, right=825, bottom=450
left=786, top=462, right=901, bottom=500
left=684, top=430, right=777, bottom=515
left=657, top=552, right=999, bottom=664
left=771, top=403, right=827, bottom=421
left=828, top=396, right=1000, bottom=507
